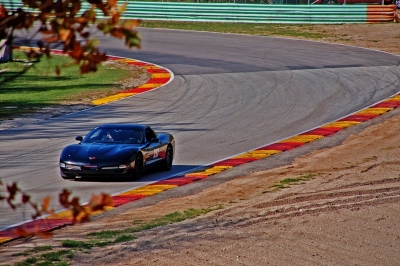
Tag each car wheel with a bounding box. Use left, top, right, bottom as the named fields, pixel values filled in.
left=161, top=145, right=173, bottom=171
left=323, top=0, right=337, bottom=3
left=131, top=153, right=143, bottom=180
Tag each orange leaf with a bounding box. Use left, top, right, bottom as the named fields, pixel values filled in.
left=59, top=28, right=71, bottom=42
left=108, top=0, right=117, bottom=7
left=111, top=13, right=120, bottom=24
left=74, top=17, right=88, bottom=24
left=43, top=36, right=60, bottom=43
left=89, top=193, right=113, bottom=211
left=12, top=227, right=32, bottom=237
left=122, top=19, right=141, bottom=30
left=41, top=196, right=51, bottom=212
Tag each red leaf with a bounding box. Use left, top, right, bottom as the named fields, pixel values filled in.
left=69, top=44, right=84, bottom=61
left=110, top=28, right=124, bottom=39
left=0, top=4, right=7, bottom=19
left=7, top=183, right=19, bottom=200
left=59, top=189, right=71, bottom=207
left=21, top=194, right=30, bottom=204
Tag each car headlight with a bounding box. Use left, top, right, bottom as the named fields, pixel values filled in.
left=60, top=163, right=81, bottom=170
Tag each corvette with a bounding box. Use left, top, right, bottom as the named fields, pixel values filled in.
left=59, top=124, right=175, bottom=180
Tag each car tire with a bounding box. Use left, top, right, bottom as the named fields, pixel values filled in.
left=161, top=145, right=173, bottom=171
left=130, top=153, right=144, bottom=180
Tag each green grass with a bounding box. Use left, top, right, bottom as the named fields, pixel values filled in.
left=14, top=250, right=73, bottom=266
left=60, top=207, right=222, bottom=250
left=269, top=172, right=316, bottom=190
left=61, top=240, right=93, bottom=250
left=88, top=207, right=220, bottom=238
left=140, top=21, right=329, bottom=39
left=12, top=246, right=53, bottom=257
left=0, top=51, right=132, bottom=120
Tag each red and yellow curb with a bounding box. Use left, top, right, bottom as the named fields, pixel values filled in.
left=92, top=56, right=173, bottom=105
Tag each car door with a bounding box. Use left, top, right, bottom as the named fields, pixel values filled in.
left=143, top=127, right=163, bottom=166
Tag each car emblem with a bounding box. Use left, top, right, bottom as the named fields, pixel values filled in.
left=89, top=157, right=96, bottom=160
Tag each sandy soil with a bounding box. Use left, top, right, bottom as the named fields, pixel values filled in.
left=2, top=23, right=400, bottom=265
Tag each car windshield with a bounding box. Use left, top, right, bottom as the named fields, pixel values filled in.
left=82, top=128, right=144, bottom=144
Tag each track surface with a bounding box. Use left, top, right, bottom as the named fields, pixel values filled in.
left=1, top=28, right=400, bottom=229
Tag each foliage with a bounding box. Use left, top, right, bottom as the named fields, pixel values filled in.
left=0, top=0, right=141, bottom=75
left=0, top=178, right=114, bottom=238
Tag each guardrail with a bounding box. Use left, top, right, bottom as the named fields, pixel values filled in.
left=120, top=2, right=397, bottom=23
left=2, top=1, right=397, bottom=23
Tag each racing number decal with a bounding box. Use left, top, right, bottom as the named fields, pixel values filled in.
left=153, top=148, right=160, bottom=158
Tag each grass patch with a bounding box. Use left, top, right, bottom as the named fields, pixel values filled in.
left=269, top=173, right=316, bottom=190
left=61, top=240, right=93, bottom=250
left=55, top=207, right=223, bottom=249
left=14, top=250, right=73, bottom=266
left=0, top=51, right=134, bottom=120
left=134, top=208, right=216, bottom=230
left=140, top=21, right=329, bottom=39
left=12, top=245, right=53, bottom=257
left=88, top=207, right=220, bottom=239
left=61, top=236, right=136, bottom=249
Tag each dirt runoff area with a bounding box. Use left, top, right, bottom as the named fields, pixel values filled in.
left=2, top=23, right=400, bottom=265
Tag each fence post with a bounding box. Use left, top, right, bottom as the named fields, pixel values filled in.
left=0, top=39, right=13, bottom=63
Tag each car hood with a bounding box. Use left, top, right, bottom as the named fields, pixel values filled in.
left=60, top=143, right=140, bottom=164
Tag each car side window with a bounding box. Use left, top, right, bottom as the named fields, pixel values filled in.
left=145, top=127, right=157, bottom=142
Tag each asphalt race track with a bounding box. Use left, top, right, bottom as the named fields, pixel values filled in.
left=1, top=28, right=400, bottom=230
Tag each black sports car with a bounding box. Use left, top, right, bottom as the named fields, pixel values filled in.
left=59, top=124, right=175, bottom=180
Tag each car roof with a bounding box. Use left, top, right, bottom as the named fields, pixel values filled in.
left=97, top=124, right=147, bottom=130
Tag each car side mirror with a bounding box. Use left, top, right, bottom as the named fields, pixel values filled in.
left=76, top=136, right=83, bottom=142
left=150, top=138, right=160, bottom=143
